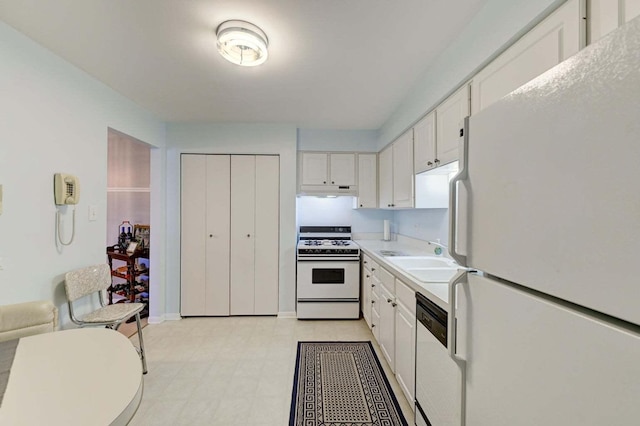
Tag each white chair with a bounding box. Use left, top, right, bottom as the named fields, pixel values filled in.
left=0, top=300, right=58, bottom=343
left=64, top=264, right=147, bottom=374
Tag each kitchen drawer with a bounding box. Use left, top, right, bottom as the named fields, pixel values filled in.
left=395, top=278, right=416, bottom=316
left=372, top=275, right=382, bottom=298
left=362, top=253, right=378, bottom=272
left=371, top=298, right=381, bottom=341
left=377, top=266, right=395, bottom=294
left=371, top=288, right=381, bottom=316
left=362, top=253, right=371, bottom=270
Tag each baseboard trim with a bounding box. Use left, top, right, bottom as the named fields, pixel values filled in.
left=277, top=311, right=297, bottom=319
left=164, top=313, right=182, bottom=321
left=147, top=315, right=164, bottom=324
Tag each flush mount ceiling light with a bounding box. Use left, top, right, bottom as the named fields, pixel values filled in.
left=216, top=20, right=269, bottom=67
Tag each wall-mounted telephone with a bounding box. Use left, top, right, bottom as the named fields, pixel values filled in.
left=54, top=173, right=80, bottom=205
left=54, top=173, right=80, bottom=246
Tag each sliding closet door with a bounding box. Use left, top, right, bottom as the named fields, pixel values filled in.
left=181, top=155, right=207, bottom=315
left=254, top=156, right=279, bottom=314
left=205, top=155, right=231, bottom=315
left=230, top=155, right=256, bottom=315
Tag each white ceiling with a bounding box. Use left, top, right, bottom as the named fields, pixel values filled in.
left=0, top=0, right=488, bottom=129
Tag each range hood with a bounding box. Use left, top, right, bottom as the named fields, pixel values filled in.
left=297, top=184, right=358, bottom=197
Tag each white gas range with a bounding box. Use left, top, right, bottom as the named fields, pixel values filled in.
left=296, top=226, right=361, bottom=319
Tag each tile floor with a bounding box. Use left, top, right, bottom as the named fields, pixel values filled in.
left=129, top=316, right=414, bottom=426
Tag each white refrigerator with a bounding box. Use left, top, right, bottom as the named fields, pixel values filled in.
left=447, top=16, right=640, bottom=426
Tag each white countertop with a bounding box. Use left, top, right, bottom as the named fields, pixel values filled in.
left=355, top=238, right=456, bottom=312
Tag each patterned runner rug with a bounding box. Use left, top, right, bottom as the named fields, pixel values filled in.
left=289, top=341, right=408, bottom=426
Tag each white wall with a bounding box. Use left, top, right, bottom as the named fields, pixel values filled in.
left=297, top=129, right=378, bottom=151
left=0, top=21, right=166, bottom=325
left=165, top=123, right=297, bottom=316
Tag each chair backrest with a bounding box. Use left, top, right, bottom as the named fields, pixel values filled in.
left=64, top=264, right=112, bottom=302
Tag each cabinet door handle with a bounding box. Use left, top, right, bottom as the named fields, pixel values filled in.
left=427, top=161, right=433, bottom=166
left=366, top=274, right=370, bottom=278
left=387, top=298, right=393, bottom=303
left=391, top=302, right=397, bottom=307
left=332, top=181, right=335, bottom=184
left=247, top=234, right=251, bottom=238
left=209, top=234, right=213, bottom=238
left=435, top=159, right=440, bottom=163
left=371, top=283, right=375, bottom=288
left=371, top=324, right=376, bottom=328
left=323, top=181, right=326, bottom=184
left=360, top=204, right=363, bottom=207
left=371, top=300, right=375, bottom=304
left=371, top=268, right=376, bottom=271
left=364, top=260, right=368, bottom=264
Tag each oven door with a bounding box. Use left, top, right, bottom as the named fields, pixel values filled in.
left=297, top=259, right=360, bottom=300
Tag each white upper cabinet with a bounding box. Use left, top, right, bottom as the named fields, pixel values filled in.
left=589, top=0, right=640, bottom=43
left=378, top=145, right=393, bottom=208
left=299, top=152, right=356, bottom=194
left=392, top=130, right=414, bottom=208
left=300, top=152, right=328, bottom=185
left=471, top=0, right=585, bottom=115
left=329, top=153, right=356, bottom=186
left=357, top=153, right=377, bottom=208
left=378, top=130, right=414, bottom=208
left=436, top=84, right=469, bottom=166
left=413, top=111, right=437, bottom=174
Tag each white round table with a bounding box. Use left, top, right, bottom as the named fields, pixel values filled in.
left=0, top=328, right=143, bottom=425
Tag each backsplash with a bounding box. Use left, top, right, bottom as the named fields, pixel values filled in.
left=296, top=196, right=447, bottom=244
left=296, top=196, right=393, bottom=232
left=394, top=208, right=448, bottom=245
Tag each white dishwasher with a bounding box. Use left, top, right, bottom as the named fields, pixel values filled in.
left=415, top=292, right=464, bottom=426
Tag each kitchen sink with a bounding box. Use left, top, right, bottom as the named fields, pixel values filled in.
left=386, top=256, right=456, bottom=269
left=404, top=267, right=460, bottom=283
left=378, top=250, right=408, bottom=257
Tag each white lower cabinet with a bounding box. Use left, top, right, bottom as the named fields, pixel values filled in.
left=361, top=255, right=374, bottom=326
left=379, top=283, right=396, bottom=372
left=395, top=279, right=416, bottom=407
left=362, top=256, right=416, bottom=409
left=371, top=286, right=381, bottom=341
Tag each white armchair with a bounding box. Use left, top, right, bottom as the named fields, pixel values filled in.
left=0, top=300, right=58, bottom=342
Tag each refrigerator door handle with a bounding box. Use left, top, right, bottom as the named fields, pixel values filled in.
left=448, top=269, right=467, bottom=362
left=448, top=117, right=469, bottom=266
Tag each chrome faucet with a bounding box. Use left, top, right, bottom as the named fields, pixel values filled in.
left=427, top=240, right=447, bottom=256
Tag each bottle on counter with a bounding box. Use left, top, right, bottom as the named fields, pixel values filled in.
left=118, top=220, right=132, bottom=250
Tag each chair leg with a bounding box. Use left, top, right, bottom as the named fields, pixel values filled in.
left=134, top=312, right=148, bottom=374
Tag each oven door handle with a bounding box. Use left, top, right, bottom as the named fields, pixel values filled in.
left=297, top=257, right=361, bottom=262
